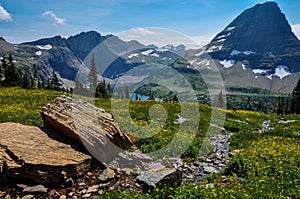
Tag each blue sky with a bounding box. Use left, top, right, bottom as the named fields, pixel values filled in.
left=0, top=0, right=300, bottom=46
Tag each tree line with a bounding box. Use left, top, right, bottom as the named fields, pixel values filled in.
left=0, top=54, right=64, bottom=91
left=1, top=53, right=300, bottom=113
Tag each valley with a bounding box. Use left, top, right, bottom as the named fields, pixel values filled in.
left=0, top=1, right=300, bottom=198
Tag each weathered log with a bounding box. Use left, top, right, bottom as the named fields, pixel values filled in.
left=0, top=122, right=92, bottom=184
left=41, top=95, right=134, bottom=163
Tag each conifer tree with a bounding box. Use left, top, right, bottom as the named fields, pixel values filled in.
left=88, top=54, right=98, bottom=96
left=21, top=72, right=31, bottom=89
left=32, top=64, right=39, bottom=89
left=148, top=89, right=154, bottom=100
left=217, top=90, right=224, bottom=108
left=50, top=69, right=62, bottom=91
left=173, top=94, right=179, bottom=102
left=3, top=54, right=21, bottom=86
left=125, top=86, right=130, bottom=99
left=291, top=78, right=300, bottom=114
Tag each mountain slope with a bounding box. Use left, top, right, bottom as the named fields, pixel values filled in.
left=206, top=1, right=300, bottom=74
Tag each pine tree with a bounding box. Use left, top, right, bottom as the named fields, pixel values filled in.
left=1, top=57, right=7, bottom=77
left=148, top=89, right=155, bottom=100
left=88, top=54, right=98, bottom=96
left=21, top=72, right=31, bottom=89
left=74, top=77, right=85, bottom=95
left=247, top=97, right=251, bottom=111
left=125, top=86, right=130, bottom=99
left=173, top=94, right=179, bottom=102
left=96, top=79, right=110, bottom=98
left=217, top=91, right=224, bottom=108
left=277, top=96, right=284, bottom=115
left=3, top=55, right=21, bottom=86
left=291, top=78, right=300, bottom=114
left=32, top=64, right=39, bottom=89
left=50, top=69, right=62, bottom=91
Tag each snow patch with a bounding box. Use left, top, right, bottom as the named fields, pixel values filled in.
left=150, top=53, right=159, bottom=57
left=141, top=49, right=154, bottom=56
left=196, top=59, right=210, bottom=66
left=195, top=50, right=205, bottom=56
left=220, top=59, right=236, bottom=68
left=35, top=51, right=42, bottom=56
left=252, top=69, right=270, bottom=74
left=216, top=38, right=226, bottom=42
left=230, top=49, right=255, bottom=56
left=255, top=76, right=258, bottom=79
left=36, top=44, right=52, bottom=50
left=243, top=50, right=255, bottom=55
left=207, top=45, right=222, bottom=52
left=226, top=26, right=235, bottom=31
left=189, top=59, right=197, bottom=65
left=216, top=33, right=231, bottom=39
left=241, top=64, right=246, bottom=70
left=274, top=65, right=291, bottom=79
left=128, top=53, right=139, bottom=59
left=230, top=50, right=241, bottom=56
left=266, top=75, right=273, bottom=80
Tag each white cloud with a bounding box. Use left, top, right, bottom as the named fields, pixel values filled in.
left=42, top=10, right=66, bottom=25
left=0, top=5, right=12, bottom=22
left=292, top=23, right=300, bottom=40
left=135, top=27, right=163, bottom=36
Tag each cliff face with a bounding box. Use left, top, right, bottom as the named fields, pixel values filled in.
left=206, top=2, right=300, bottom=73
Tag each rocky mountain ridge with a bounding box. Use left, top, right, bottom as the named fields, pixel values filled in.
left=206, top=2, right=300, bottom=74
left=1, top=1, right=300, bottom=93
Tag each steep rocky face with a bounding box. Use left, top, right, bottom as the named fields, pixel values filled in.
left=0, top=37, right=14, bottom=55
left=83, top=35, right=146, bottom=78
left=23, top=35, right=67, bottom=47
left=66, top=31, right=110, bottom=61
left=206, top=1, right=300, bottom=73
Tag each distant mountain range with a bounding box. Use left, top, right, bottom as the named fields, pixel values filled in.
left=0, top=1, right=300, bottom=94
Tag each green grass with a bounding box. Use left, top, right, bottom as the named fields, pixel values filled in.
left=1, top=87, right=299, bottom=198
left=0, top=87, right=63, bottom=126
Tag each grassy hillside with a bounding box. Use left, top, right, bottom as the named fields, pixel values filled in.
left=0, top=87, right=299, bottom=198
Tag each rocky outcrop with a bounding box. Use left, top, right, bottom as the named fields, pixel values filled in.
left=0, top=122, right=92, bottom=184
left=41, top=95, right=134, bottom=163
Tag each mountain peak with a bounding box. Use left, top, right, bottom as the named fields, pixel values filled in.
left=206, top=1, right=300, bottom=73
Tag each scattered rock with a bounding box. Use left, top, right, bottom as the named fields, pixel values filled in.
left=203, top=166, right=219, bottom=174
left=103, top=167, right=115, bottom=179
left=82, top=193, right=91, bottom=198
left=87, top=185, right=99, bottom=193
left=229, top=149, right=241, bottom=157
left=23, top=185, right=48, bottom=194
left=41, top=95, right=134, bottom=163
left=278, top=119, right=297, bottom=124
left=137, top=168, right=182, bottom=188
left=0, top=122, right=91, bottom=184
left=59, top=195, right=67, bottom=199
left=21, top=195, right=34, bottom=199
